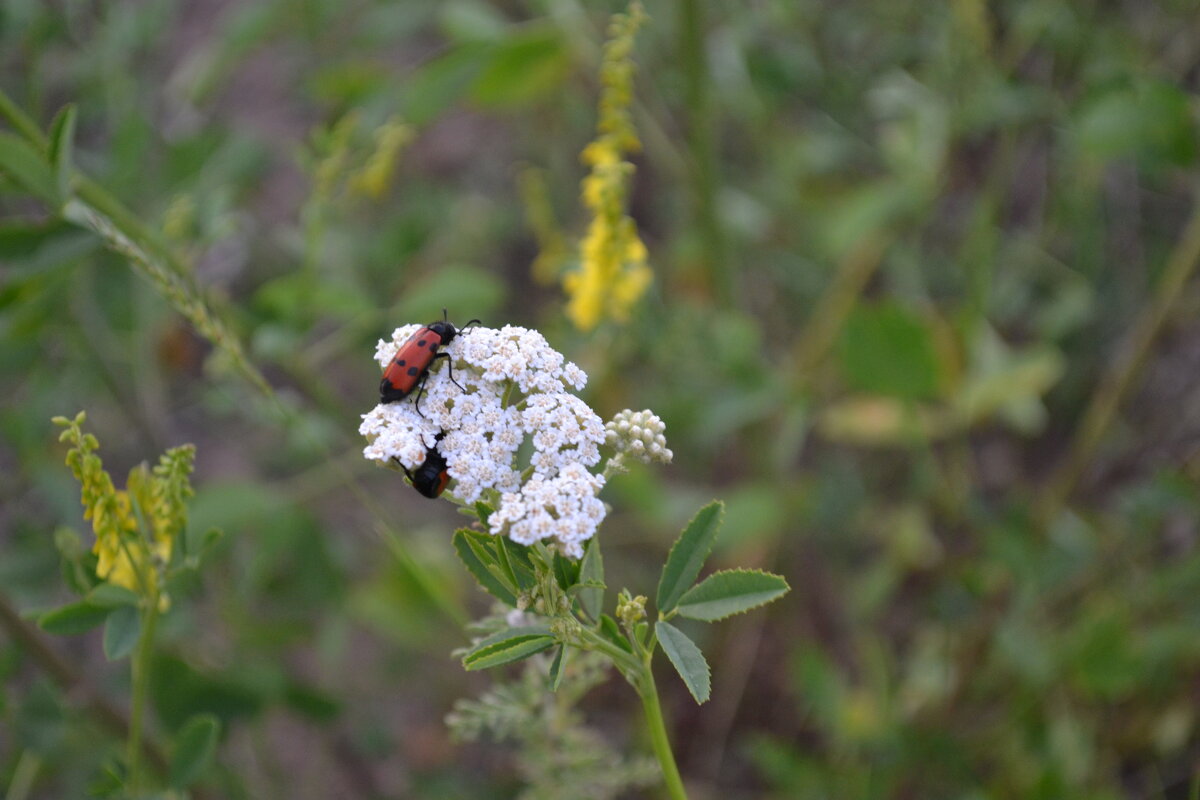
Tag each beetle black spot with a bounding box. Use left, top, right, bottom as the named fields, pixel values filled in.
left=407, top=367, right=419, bottom=376
left=417, top=339, right=427, bottom=347
left=396, top=359, right=406, bottom=366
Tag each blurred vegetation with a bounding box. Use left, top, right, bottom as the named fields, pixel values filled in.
left=4, top=0, right=1200, bottom=797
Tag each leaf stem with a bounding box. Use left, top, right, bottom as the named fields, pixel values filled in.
left=637, top=665, right=688, bottom=800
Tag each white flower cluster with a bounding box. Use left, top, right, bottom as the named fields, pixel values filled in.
left=604, top=409, right=673, bottom=464
left=487, top=464, right=606, bottom=559
left=361, top=324, right=608, bottom=557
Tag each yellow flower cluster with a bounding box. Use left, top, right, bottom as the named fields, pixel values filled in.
left=54, top=412, right=195, bottom=603
left=563, top=2, right=651, bottom=331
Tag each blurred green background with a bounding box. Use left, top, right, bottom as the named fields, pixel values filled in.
left=4, top=0, right=1200, bottom=797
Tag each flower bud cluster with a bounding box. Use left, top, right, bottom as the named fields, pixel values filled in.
left=604, top=409, right=673, bottom=464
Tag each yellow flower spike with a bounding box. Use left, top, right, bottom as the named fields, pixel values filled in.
left=53, top=414, right=196, bottom=604
left=561, top=1, right=652, bottom=331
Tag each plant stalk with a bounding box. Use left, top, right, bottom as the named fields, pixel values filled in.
left=1037, top=201, right=1200, bottom=524
left=638, top=666, right=688, bottom=800
left=679, top=0, right=731, bottom=306
left=127, top=598, right=160, bottom=793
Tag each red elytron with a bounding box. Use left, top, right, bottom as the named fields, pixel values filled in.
left=379, top=310, right=479, bottom=414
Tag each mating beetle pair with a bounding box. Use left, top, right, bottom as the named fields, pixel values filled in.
left=379, top=310, right=478, bottom=498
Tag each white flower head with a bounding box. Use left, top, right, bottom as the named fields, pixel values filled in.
left=362, top=322, right=610, bottom=557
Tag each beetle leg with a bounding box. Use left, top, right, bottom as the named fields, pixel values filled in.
left=392, top=457, right=416, bottom=484
left=413, top=371, right=430, bottom=417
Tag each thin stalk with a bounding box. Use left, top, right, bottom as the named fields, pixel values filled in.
left=1037, top=202, right=1200, bottom=524
left=637, top=666, right=688, bottom=800
left=127, top=598, right=160, bottom=793
left=791, top=233, right=889, bottom=379
left=679, top=0, right=730, bottom=305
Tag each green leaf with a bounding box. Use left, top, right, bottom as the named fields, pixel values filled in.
left=87, top=583, right=139, bottom=608
left=676, top=569, right=790, bottom=622
left=38, top=600, right=110, bottom=635
left=0, top=131, right=59, bottom=205
left=552, top=550, right=581, bottom=593
left=548, top=646, right=566, bottom=691
left=102, top=606, right=141, bottom=661
left=469, top=26, right=571, bottom=109
left=395, top=262, right=506, bottom=324
left=598, top=614, right=632, bottom=653
left=656, top=621, right=711, bottom=704
left=48, top=104, right=76, bottom=199
left=401, top=45, right=491, bottom=125
left=462, top=626, right=556, bottom=671
left=837, top=303, right=941, bottom=400
left=578, top=537, right=604, bottom=622
left=498, top=537, right=537, bottom=590
left=169, top=713, right=220, bottom=789
left=656, top=501, right=724, bottom=615
left=452, top=529, right=517, bottom=606
left=1076, top=81, right=1197, bottom=168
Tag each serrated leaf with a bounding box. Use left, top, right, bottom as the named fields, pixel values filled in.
left=452, top=529, right=517, bottom=605
left=462, top=626, right=556, bottom=671
left=87, top=583, right=139, bottom=608
left=48, top=104, right=76, bottom=199
left=102, top=606, right=140, bottom=661
left=0, top=131, right=59, bottom=204
left=656, top=621, right=711, bottom=704
left=549, top=646, right=566, bottom=691
left=38, top=600, right=109, bottom=635
left=169, top=713, right=220, bottom=789
left=676, top=569, right=790, bottom=622
left=578, top=537, right=604, bottom=622
left=656, top=501, right=724, bottom=615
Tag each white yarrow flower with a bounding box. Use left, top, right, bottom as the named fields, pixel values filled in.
left=362, top=323, right=617, bottom=557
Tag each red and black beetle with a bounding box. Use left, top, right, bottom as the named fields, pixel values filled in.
left=398, top=434, right=450, bottom=499
left=379, top=310, right=480, bottom=413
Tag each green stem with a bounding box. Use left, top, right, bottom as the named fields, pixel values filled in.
left=679, top=0, right=730, bottom=306
left=638, top=666, right=688, bottom=800
left=127, top=598, right=160, bottom=793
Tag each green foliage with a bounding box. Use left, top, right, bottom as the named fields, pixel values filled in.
left=168, top=714, right=220, bottom=789
left=448, top=650, right=660, bottom=800
left=4, top=0, right=1200, bottom=796
left=655, top=621, right=710, bottom=704
left=675, top=569, right=790, bottom=622
left=462, top=626, right=557, bottom=671
left=656, top=500, right=724, bottom=615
